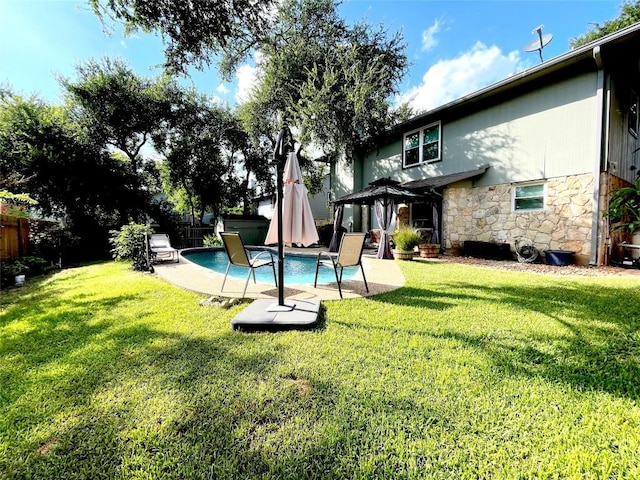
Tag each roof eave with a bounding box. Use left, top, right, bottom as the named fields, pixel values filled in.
left=396, top=22, right=640, bottom=131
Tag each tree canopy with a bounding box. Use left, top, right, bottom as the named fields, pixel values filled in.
left=570, top=1, right=640, bottom=48
left=60, top=58, right=175, bottom=172
left=153, top=90, right=238, bottom=225
left=90, top=0, right=411, bottom=161
left=237, top=0, right=410, bottom=163
left=89, top=0, right=274, bottom=74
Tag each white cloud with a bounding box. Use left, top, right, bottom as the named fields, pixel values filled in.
left=235, top=51, right=265, bottom=104
left=421, top=19, right=443, bottom=52
left=216, top=83, right=229, bottom=94
left=399, top=41, right=527, bottom=113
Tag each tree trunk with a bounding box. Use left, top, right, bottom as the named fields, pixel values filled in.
left=241, top=174, right=251, bottom=215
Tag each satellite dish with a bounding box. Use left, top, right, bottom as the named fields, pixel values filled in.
left=524, top=25, right=553, bottom=63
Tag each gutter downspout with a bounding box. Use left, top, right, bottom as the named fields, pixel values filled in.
left=590, top=46, right=606, bottom=265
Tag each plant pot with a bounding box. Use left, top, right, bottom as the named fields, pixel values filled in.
left=392, top=249, right=414, bottom=261
left=544, top=250, right=575, bottom=266
left=418, top=243, right=439, bottom=258
left=14, top=274, right=26, bottom=286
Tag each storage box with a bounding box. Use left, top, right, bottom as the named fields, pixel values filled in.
left=544, top=250, right=575, bottom=266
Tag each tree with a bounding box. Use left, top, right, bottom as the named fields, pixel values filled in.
left=222, top=115, right=274, bottom=215
left=236, top=0, right=409, bottom=162
left=571, top=1, right=640, bottom=48
left=60, top=58, right=174, bottom=173
left=60, top=58, right=182, bottom=225
left=0, top=90, right=143, bottom=258
left=90, top=0, right=410, bottom=163
left=0, top=190, right=38, bottom=218
left=153, top=90, right=237, bottom=225
left=89, top=0, right=274, bottom=74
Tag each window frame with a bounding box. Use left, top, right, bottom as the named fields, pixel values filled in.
left=402, top=121, right=442, bottom=168
left=512, top=182, right=546, bottom=212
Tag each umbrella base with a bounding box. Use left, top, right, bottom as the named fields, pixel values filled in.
left=231, top=298, right=321, bottom=332
left=267, top=302, right=296, bottom=312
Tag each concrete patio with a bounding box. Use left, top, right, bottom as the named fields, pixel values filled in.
left=152, top=246, right=405, bottom=301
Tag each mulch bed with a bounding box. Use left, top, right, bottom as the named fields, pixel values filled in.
left=423, top=255, right=640, bottom=277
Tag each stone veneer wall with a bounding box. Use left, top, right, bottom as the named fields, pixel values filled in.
left=443, top=173, right=594, bottom=264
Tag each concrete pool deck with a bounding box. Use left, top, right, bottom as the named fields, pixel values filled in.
left=153, top=246, right=405, bottom=301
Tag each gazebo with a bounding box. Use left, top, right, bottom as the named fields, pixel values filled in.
left=331, top=178, right=426, bottom=259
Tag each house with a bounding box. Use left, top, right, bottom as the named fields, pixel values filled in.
left=331, top=23, right=640, bottom=265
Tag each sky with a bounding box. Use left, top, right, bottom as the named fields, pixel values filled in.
left=0, top=0, right=624, bottom=113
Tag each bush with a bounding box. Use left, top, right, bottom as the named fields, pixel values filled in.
left=1, top=259, right=28, bottom=285
left=109, top=223, right=155, bottom=271
left=0, top=256, right=47, bottom=287
left=20, top=256, right=48, bottom=276
left=393, top=227, right=422, bottom=251
left=29, top=221, right=80, bottom=265
left=203, top=234, right=222, bottom=247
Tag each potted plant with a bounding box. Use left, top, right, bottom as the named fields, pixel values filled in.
left=606, top=178, right=640, bottom=242
left=418, top=242, right=440, bottom=258
left=392, top=227, right=422, bottom=260
left=418, top=230, right=440, bottom=258
left=1, top=259, right=29, bottom=286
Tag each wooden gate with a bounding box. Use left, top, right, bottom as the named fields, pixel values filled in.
left=0, top=215, right=29, bottom=260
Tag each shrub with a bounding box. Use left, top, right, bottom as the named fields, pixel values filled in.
left=203, top=234, right=222, bottom=247
left=109, top=223, right=155, bottom=271
left=2, top=260, right=24, bottom=287
left=29, top=220, right=80, bottom=265
left=19, top=256, right=48, bottom=276
left=393, top=227, right=422, bottom=251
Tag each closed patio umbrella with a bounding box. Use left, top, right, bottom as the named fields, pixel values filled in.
left=265, top=150, right=319, bottom=247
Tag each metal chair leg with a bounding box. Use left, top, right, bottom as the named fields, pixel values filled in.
left=333, top=265, right=343, bottom=299
left=360, top=263, right=369, bottom=293
left=221, top=262, right=231, bottom=292
left=313, top=258, right=321, bottom=288
left=242, top=269, right=252, bottom=298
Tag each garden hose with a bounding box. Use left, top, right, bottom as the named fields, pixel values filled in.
left=515, top=238, right=539, bottom=263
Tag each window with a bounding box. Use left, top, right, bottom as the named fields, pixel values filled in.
left=513, top=184, right=545, bottom=211
left=403, top=121, right=441, bottom=168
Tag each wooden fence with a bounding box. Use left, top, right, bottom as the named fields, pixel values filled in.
left=176, top=226, right=216, bottom=249
left=0, top=215, right=30, bottom=260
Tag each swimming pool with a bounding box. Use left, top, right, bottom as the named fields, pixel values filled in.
left=181, top=248, right=357, bottom=286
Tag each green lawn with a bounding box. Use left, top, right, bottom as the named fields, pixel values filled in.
left=1, top=261, right=639, bottom=479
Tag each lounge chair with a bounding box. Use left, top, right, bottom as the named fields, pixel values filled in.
left=314, top=232, right=369, bottom=298
left=219, top=232, right=277, bottom=298
left=149, top=233, right=179, bottom=263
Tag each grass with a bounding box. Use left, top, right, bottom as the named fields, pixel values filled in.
left=1, top=260, right=640, bottom=479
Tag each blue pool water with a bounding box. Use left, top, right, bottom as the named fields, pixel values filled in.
left=181, top=248, right=357, bottom=286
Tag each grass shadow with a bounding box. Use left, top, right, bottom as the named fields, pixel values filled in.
left=361, top=262, right=640, bottom=401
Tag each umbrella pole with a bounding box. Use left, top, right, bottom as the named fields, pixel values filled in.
left=267, top=125, right=294, bottom=312
left=276, top=160, right=285, bottom=306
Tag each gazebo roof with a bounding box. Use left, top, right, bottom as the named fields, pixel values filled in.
left=333, top=165, right=490, bottom=206
left=333, top=178, right=426, bottom=205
